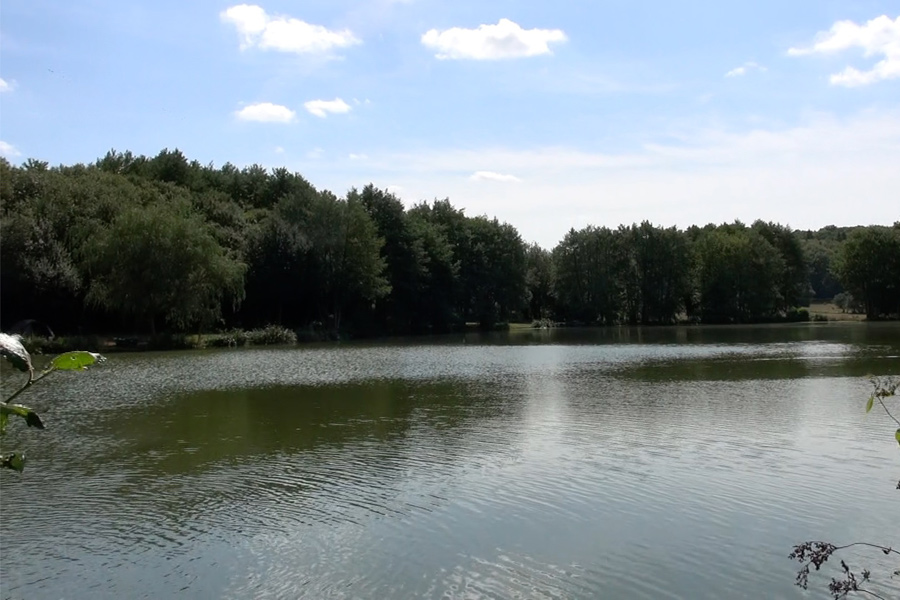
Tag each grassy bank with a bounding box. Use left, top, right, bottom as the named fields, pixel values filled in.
left=19, top=309, right=879, bottom=356
left=808, top=301, right=867, bottom=322
left=20, top=325, right=307, bottom=355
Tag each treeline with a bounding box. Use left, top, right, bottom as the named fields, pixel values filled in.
left=1, top=149, right=898, bottom=337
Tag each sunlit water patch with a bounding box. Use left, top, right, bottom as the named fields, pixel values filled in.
left=1, top=323, right=898, bottom=599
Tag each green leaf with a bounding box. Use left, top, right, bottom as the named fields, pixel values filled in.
left=50, top=351, right=105, bottom=371
left=1, top=452, right=26, bottom=472
left=866, top=395, right=875, bottom=413
left=0, top=332, right=33, bottom=375
left=0, top=411, right=7, bottom=435
left=896, top=429, right=900, bottom=446
left=0, top=403, right=45, bottom=429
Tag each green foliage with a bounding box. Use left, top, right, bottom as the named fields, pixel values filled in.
left=246, top=325, right=298, bottom=346
left=525, top=243, right=555, bottom=321
left=20, top=334, right=105, bottom=355
left=51, top=351, right=105, bottom=371
left=205, top=326, right=299, bottom=347
left=2, top=150, right=898, bottom=340
left=752, top=221, right=810, bottom=310
left=791, top=377, right=900, bottom=598
left=836, top=227, right=900, bottom=319
left=0, top=402, right=45, bottom=431
left=621, top=222, right=694, bottom=324
left=833, top=291, right=861, bottom=313
left=553, top=226, right=626, bottom=324
left=784, top=307, right=810, bottom=322
left=84, top=198, right=247, bottom=333
left=694, top=226, right=785, bottom=323
left=1, top=331, right=104, bottom=472
left=800, top=237, right=843, bottom=300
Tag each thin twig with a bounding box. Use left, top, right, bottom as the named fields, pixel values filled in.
left=833, top=542, right=900, bottom=556
left=4, top=368, right=55, bottom=404
left=877, top=398, right=900, bottom=428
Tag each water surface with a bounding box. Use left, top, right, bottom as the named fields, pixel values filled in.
left=2, top=323, right=899, bottom=599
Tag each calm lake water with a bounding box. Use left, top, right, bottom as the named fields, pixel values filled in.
left=2, top=324, right=899, bottom=599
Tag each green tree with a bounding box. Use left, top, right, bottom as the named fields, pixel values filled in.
left=552, top=226, right=626, bottom=324
left=525, top=243, right=555, bottom=321
left=802, top=238, right=843, bottom=300
left=694, top=225, right=784, bottom=323
left=752, top=221, right=809, bottom=311
left=620, top=222, right=693, bottom=324
left=311, top=192, right=390, bottom=331
left=84, top=199, right=246, bottom=333
left=406, top=212, right=460, bottom=331
left=463, top=216, right=527, bottom=328
left=836, top=227, right=900, bottom=319
left=358, top=184, right=427, bottom=334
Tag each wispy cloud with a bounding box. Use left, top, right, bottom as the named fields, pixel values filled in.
left=349, top=153, right=368, bottom=160
left=221, top=4, right=360, bottom=55
left=0, top=78, right=13, bottom=93
left=725, top=61, right=767, bottom=77
left=471, top=170, right=521, bottom=182
left=788, top=15, right=900, bottom=86
left=0, top=141, right=21, bottom=157
left=304, top=98, right=352, bottom=118
left=235, top=102, right=296, bottom=123
left=421, top=18, right=567, bottom=60
left=310, top=110, right=900, bottom=247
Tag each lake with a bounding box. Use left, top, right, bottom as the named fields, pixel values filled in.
left=1, top=323, right=899, bottom=599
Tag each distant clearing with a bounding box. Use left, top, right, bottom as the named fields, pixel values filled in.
left=809, top=301, right=867, bottom=322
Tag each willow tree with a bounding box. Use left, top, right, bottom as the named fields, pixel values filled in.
left=84, top=199, right=246, bottom=333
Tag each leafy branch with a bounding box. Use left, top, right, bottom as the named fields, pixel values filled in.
left=0, top=332, right=104, bottom=472
left=790, top=377, right=900, bottom=599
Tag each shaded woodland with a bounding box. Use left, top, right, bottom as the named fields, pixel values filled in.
left=1, top=149, right=898, bottom=337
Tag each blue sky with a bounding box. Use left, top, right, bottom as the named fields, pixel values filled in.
left=1, top=0, right=898, bottom=247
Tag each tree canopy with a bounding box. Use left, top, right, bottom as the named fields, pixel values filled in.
left=1, top=150, right=897, bottom=337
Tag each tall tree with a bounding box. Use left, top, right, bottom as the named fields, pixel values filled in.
left=310, top=192, right=390, bottom=331
left=552, top=226, right=626, bottom=324
left=694, top=225, right=784, bottom=323
left=752, top=220, right=809, bottom=311
left=621, top=222, right=693, bottom=324
left=358, top=185, right=426, bottom=333
left=836, top=227, right=900, bottom=319
left=84, top=200, right=246, bottom=333
left=525, top=243, right=555, bottom=321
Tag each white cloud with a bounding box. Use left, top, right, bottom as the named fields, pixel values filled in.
left=306, top=110, right=900, bottom=247
left=0, top=78, right=13, bottom=93
left=221, top=4, right=360, bottom=54
left=349, top=153, right=368, bottom=160
left=0, top=141, right=21, bottom=157
left=304, top=98, right=352, bottom=118
left=307, top=147, right=324, bottom=159
left=421, top=18, right=567, bottom=60
left=471, top=170, right=521, bottom=182
left=725, top=61, right=767, bottom=77
left=235, top=102, right=296, bottom=123
left=274, top=146, right=285, bottom=153
left=788, top=15, right=900, bottom=86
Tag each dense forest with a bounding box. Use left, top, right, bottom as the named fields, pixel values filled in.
left=1, top=149, right=898, bottom=338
